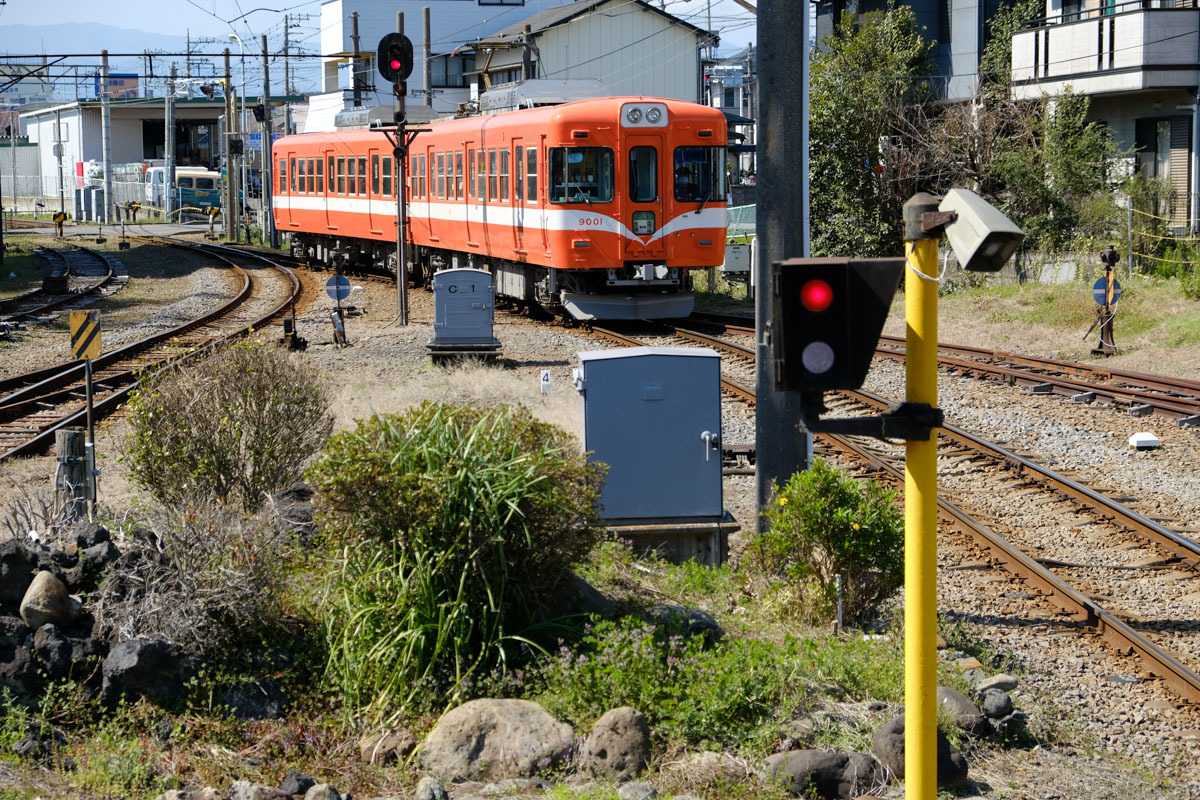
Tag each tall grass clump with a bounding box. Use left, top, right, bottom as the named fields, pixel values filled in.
left=308, top=402, right=605, bottom=717
left=121, top=340, right=333, bottom=512
left=751, top=458, right=903, bottom=624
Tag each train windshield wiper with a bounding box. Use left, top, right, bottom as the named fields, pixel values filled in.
left=694, top=186, right=713, bottom=215
left=569, top=181, right=593, bottom=206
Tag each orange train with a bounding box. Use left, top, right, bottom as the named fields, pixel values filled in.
left=271, top=96, right=728, bottom=320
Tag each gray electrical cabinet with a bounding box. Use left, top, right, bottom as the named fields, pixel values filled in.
left=428, top=268, right=501, bottom=360
left=576, top=347, right=724, bottom=520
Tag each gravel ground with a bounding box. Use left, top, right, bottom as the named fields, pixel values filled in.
left=4, top=245, right=1200, bottom=798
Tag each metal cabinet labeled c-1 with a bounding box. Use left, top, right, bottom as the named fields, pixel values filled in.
left=575, top=347, right=723, bottom=521
left=428, top=268, right=501, bottom=361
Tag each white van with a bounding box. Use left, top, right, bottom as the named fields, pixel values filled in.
left=145, top=167, right=222, bottom=212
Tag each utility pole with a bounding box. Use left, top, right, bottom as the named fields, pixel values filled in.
left=224, top=48, right=234, bottom=240
left=100, top=49, right=114, bottom=224
left=283, top=15, right=293, bottom=135
left=521, top=24, right=533, bottom=81
left=754, top=0, right=810, bottom=524
left=425, top=8, right=433, bottom=108
left=262, top=34, right=277, bottom=248
left=351, top=12, right=363, bottom=108
left=55, top=108, right=65, bottom=213
left=165, top=64, right=176, bottom=218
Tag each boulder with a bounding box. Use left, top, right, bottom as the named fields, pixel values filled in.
left=0, top=646, right=37, bottom=695
left=32, top=624, right=72, bottom=680
left=578, top=706, right=651, bottom=780
left=73, top=540, right=121, bottom=589
left=616, top=782, right=657, bottom=800
left=359, top=728, right=417, bottom=765
left=762, top=750, right=881, bottom=799
left=936, top=686, right=989, bottom=737
left=418, top=698, right=574, bottom=782
left=303, top=784, right=341, bottom=800
left=0, top=539, right=37, bottom=606
left=100, top=638, right=188, bottom=709
left=69, top=520, right=111, bottom=551
left=0, top=615, right=30, bottom=649
left=19, top=570, right=72, bottom=629
left=979, top=689, right=1013, bottom=719
left=662, top=750, right=750, bottom=784
left=413, top=776, right=449, bottom=800
left=645, top=605, right=723, bottom=647
left=975, top=673, right=1018, bottom=694
left=993, top=709, right=1029, bottom=739
left=871, top=714, right=968, bottom=789
left=280, top=770, right=316, bottom=796
left=228, top=781, right=290, bottom=800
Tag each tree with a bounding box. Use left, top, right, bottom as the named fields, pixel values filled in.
left=809, top=5, right=936, bottom=258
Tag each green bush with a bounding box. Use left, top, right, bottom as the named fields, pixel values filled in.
left=752, top=458, right=903, bottom=623
left=121, top=340, right=333, bottom=512
left=308, top=402, right=605, bottom=717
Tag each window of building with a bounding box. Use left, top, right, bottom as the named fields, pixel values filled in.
left=429, top=54, right=475, bottom=88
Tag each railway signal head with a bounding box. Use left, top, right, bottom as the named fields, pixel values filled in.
left=771, top=257, right=905, bottom=392
left=377, top=33, right=414, bottom=84
left=938, top=188, right=1024, bottom=272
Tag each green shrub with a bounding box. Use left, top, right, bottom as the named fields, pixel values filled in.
left=752, top=458, right=903, bottom=623
left=308, top=402, right=605, bottom=717
left=121, top=340, right=333, bottom=512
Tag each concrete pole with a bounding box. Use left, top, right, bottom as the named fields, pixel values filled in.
left=351, top=12, right=363, bottom=108
left=754, top=0, right=811, bottom=526
left=55, top=108, right=65, bottom=213
left=165, top=64, right=176, bottom=218
left=224, top=48, right=234, bottom=239
left=284, top=15, right=293, bottom=135
left=10, top=123, right=18, bottom=214
left=425, top=8, right=433, bottom=108
left=100, top=50, right=115, bottom=224
left=263, top=34, right=277, bottom=248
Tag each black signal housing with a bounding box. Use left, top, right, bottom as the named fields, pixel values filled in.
left=377, top=33, right=414, bottom=84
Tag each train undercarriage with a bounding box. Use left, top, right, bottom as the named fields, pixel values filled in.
left=289, top=231, right=695, bottom=320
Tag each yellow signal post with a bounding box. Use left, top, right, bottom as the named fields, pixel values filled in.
left=901, top=193, right=941, bottom=800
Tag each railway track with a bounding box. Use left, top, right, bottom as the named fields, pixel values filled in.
left=0, top=245, right=126, bottom=324
left=689, top=310, right=1200, bottom=425
left=0, top=238, right=300, bottom=460
left=589, top=319, right=1200, bottom=705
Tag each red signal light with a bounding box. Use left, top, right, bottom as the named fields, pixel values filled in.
left=390, top=59, right=402, bottom=71
left=800, top=279, right=833, bottom=312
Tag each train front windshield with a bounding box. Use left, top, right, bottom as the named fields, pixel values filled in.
left=674, top=146, right=726, bottom=202
left=550, top=148, right=614, bottom=203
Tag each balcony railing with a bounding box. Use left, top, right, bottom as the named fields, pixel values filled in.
left=1012, top=0, right=1200, bottom=95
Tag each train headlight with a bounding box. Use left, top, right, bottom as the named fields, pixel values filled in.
left=646, top=107, right=662, bottom=123
left=626, top=107, right=643, bottom=124
left=633, top=211, right=655, bottom=235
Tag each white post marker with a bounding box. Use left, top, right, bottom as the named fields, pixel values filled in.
left=540, top=369, right=551, bottom=395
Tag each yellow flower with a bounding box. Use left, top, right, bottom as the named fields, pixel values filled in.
left=852, top=523, right=860, bottom=530
left=778, top=496, right=789, bottom=506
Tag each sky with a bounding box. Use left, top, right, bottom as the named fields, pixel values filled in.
left=1, top=0, right=757, bottom=97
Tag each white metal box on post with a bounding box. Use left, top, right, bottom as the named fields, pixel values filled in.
left=427, top=268, right=502, bottom=361
left=574, top=346, right=737, bottom=565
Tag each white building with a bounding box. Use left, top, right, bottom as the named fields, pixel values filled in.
left=308, top=0, right=714, bottom=131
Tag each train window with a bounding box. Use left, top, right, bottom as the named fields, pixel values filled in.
left=549, top=147, right=614, bottom=203
left=290, top=158, right=297, bottom=193
left=371, top=155, right=380, bottom=195
left=500, top=150, right=510, bottom=202
left=328, top=157, right=335, bottom=191
left=316, top=157, right=324, bottom=194
left=337, top=158, right=346, bottom=195
left=307, top=159, right=316, bottom=193
left=455, top=152, right=464, bottom=198
left=279, top=159, right=286, bottom=194
left=526, top=148, right=537, bottom=203
left=468, top=150, right=476, bottom=198
left=357, top=157, right=367, bottom=195
left=419, top=153, right=427, bottom=198
left=515, top=146, right=524, bottom=201
left=383, top=156, right=393, bottom=197
left=477, top=150, right=486, bottom=200
left=298, top=159, right=306, bottom=194
left=488, top=149, right=498, bottom=202
left=437, top=153, right=446, bottom=199
left=673, top=146, right=727, bottom=203
left=350, top=158, right=359, bottom=195
left=629, top=147, right=657, bottom=202
left=410, top=156, right=418, bottom=197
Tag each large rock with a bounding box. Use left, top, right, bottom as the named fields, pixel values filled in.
left=578, top=706, right=650, bottom=780
left=418, top=698, right=574, bottom=782
left=762, top=750, right=881, bottom=799
left=936, top=686, right=989, bottom=737
left=871, top=714, right=968, bottom=789
left=19, top=571, right=72, bottom=629
left=100, top=638, right=189, bottom=709
left=32, top=624, right=72, bottom=680
left=979, top=689, right=1013, bottom=719
left=228, top=781, right=290, bottom=800
left=0, top=539, right=37, bottom=606
left=413, top=776, right=449, bottom=800
left=303, top=784, right=341, bottom=800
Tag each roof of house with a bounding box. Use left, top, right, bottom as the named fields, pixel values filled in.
left=472, top=0, right=713, bottom=48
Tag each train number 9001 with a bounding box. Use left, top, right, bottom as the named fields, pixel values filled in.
left=577, top=216, right=603, bottom=227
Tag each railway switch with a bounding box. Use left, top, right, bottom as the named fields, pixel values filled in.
left=770, top=257, right=904, bottom=392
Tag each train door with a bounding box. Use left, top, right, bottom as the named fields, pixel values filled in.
left=321, top=152, right=333, bottom=230
left=535, top=138, right=549, bottom=254
left=625, top=133, right=666, bottom=260
left=512, top=139, right=526, bottom=256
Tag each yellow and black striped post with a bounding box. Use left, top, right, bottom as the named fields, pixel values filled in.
left=69, top=310, right=101, bottom=361
left=53, top=211, right=67, bottom=237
